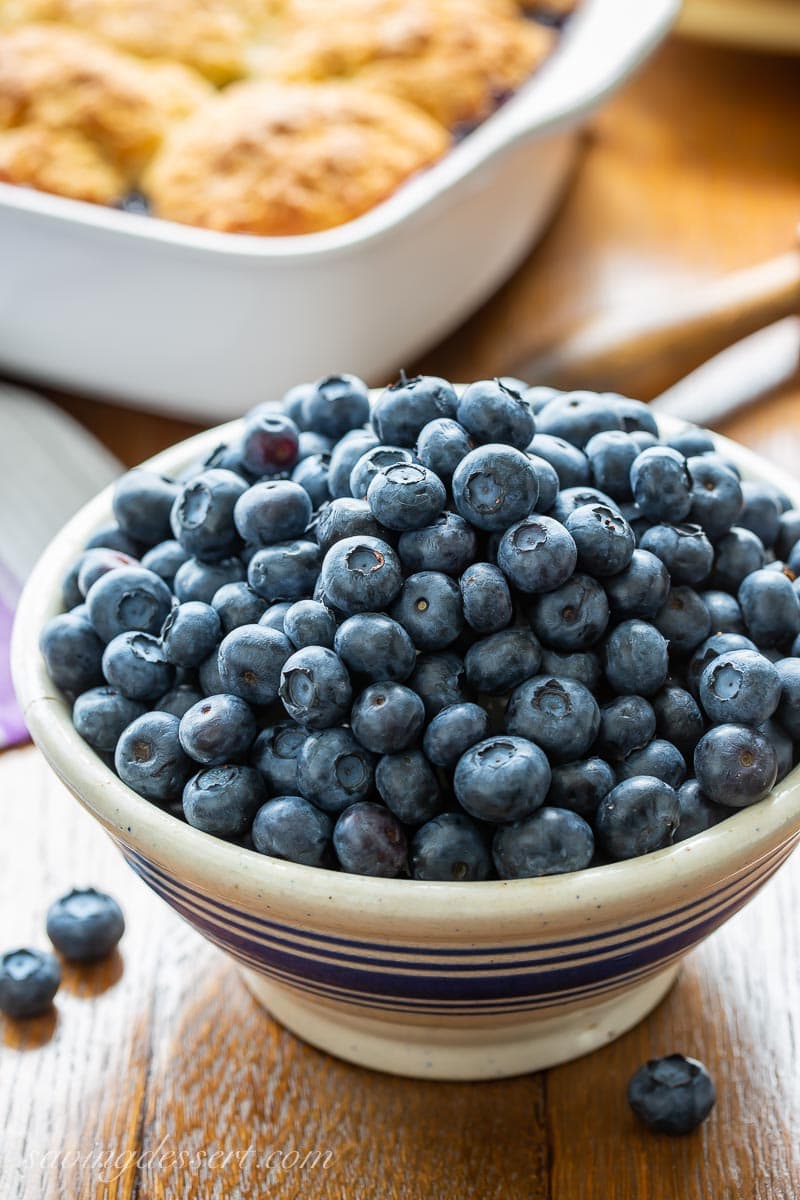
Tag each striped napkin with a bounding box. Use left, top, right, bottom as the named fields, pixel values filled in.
left=0, top=383, right=120, bottom=747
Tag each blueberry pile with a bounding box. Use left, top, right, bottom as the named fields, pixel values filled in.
left=40, top=375, right=800, bottom=880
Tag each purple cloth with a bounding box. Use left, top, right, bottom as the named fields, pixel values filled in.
left=0, top=564, right=27, bottom=748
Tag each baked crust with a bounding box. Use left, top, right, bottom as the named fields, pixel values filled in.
left=0, top=124, right=125, bottom=202
left=145, top=80, right=449, bottom=235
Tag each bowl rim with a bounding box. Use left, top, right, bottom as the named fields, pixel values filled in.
left=12, top=411, right=800, bottom=940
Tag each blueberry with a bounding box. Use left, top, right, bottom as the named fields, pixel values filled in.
left=410, top=653, right=469, bottom=717
left=301, top=373, right=370, bottom=439
left=686, top=632, right=757, bottom=698
left=523, top=385, right=560, bottom=414
left=686, top=455, right=743, bottom=539
left=459, top=562, right=513, bottom=633
left=251, top=796, right=333, bottom=867
left=549, top=485, right=619, bottom=526
left=547, top=757, right=615, bottom=820
left=375, top=749, right=443, bottom=824
left=173, top=555, right=245, bottom=603
left=283, top=599, right=337, bottom=650
left=102, top=632, right=173, bottom=701
left=291, top=452, right=331, bottom=508
left=493, top=807, right=594, bottom=878
left=333, top=612, right=416, bottom=682
left=451, top=444, right=539, bottom=531
left=366, top=462, right=446, bottom=532
left=454, top=735, right=551, bottom=823
left=392, top=570, right=464, bottom=650
left=77, top=548, right=139, bottom=598
left=296, top=430, right=333, bottom=459
left=529, top=573, right=610, bottom=651
left=639, top=523, right=714, bottom=586
left=630, top=446, right=692, bottom=523
left=318, top=536, right=403, bottom=614
left=158, top=602, right=220, bottom=669
left=612, top=396, right=659, bottom=436
left=327, top=429, right=380, bottom=498
left=628, top=1055, right=715, bottom=1135
left=200, top=440, right=251, bottom=478
left=86, top=566, right=173, bottom=643
left=653, top=587, right=712, bottom=656
left=411, top=812, right=491, bottom=881
left=774, top=656, right=800, bottom=739
left=141, top=538, right=190, bottom=588
left=423, top=702, right=489, bottom=767
left=349, top=445, right=414, bottom=499
left=241, top=411, right=299, bottom=476
left=416, top=418, right=473, bottom=482
left=218, top=623, right=293, bottom=706
left=603, top=620, right=669, bottom=696
left=527, top=454, right=560, bottom=512
left=699, top=649, right=781, bottom=727
left=527, top=434, right=590, bottom=488
left=112, top=469, right=178, bottom=545
left=46, top=888, right=124, bottom=961
left=603, top=549, right=670, bottom=620
left=296, top=727, right=375, bottom=813
left=198, top=650, right=225, bottom=696
left=506, top=675, right=600, bottom=762
left=0, top=948, right=61, bottom=1018
left=233, top=479, right=312, bottom=546
left=759, top=717, right=794, bottom=782
left=183, top=764, right=266, bottom=838
left=674, top=779, right=727, bottom=841
left=40, top=611, right=104, bottom=695
left=155, top=683, right=204, bottom=719
left=693, top=723, right=778, bottom=807
left=738, top=568, right=800, bottom=648
left=540, top=648, right=601, bottom=691
left=617, top=739, right=687, bottom=788
left=709, top=527, right=765, bottom=593
left=776, top=508, right=800, bottom=560
left=652, top=686, right=705, bottom=758
left=258, top=601, right=294, bottom=632
left=211, top=581, right=268, bottom=633
left=247, top=540, right=321, bottom=603
left=737, top=480, right=781, bottom=548
left=667, top=427, right=716, bottom=457
left=700, top=590, right=745, bottom=635
left=398, top=512, right=477, bottom=576
left=72, top=686, right=146, bottom=753
left=585, top=430, right=640, bottom=499
left=277, top=646, right=352, bottom=729
left=596, top=695, right=656, bottom=761
left=372, top=374, right=458, bottom=446
left=456, top=379, right=535, bottom=449
left=312, top=497, right=383, bottom=554
left=276, top=381, right=313, bottom=428
left=596, top=776, right=680, bottom=859
left=463, top=629, right=542, bottom=695
left=536, top=391, right=623, bottom=447
left=85, top=522, right=142, bottom=557
left=350, top=682, right=425, bottom=754
left=115, top=711, right=193, bottom=801
left=251, top=722, right=306, bottom=794
left=178, top=694, right=257, bottom=765
left=497, top=515, right=577, bottom=594
left=333, top=802, right=408, bottom=877
left=170, top=469, right=247, bottom=561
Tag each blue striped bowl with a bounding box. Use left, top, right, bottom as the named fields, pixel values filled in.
left=12, top=417, right=800, bottom=1079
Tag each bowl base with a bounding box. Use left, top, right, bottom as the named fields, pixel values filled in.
left=238, top=964, right=680, bottom=1080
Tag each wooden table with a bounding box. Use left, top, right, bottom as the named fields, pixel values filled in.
left=3, top=33, right=800, bottom=1200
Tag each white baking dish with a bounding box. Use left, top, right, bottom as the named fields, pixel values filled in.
left=0, top=0, right=677, bottom=421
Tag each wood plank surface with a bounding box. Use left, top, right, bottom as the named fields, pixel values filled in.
left=3, top=28, right=800, bottom=1200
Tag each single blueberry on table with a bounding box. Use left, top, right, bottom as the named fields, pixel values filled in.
left=460, top=562, right=513, bottom=633
left=247, top=540, right=321, bottom=603
left=535, top=390, right=623, bottom=448
left=240, top=411, right=299, bottom=477
left=371, top=374, right=458, bottom=446
left=333, top=612, right=416, bottom=682
left=367, top=462, right=446, bottom=532
left=565, top=504, right=635, bottom=577
left=46, top=888, right=124, bottom=961
left=333, top=802, right=408, bottom=878
left=141, top=539, right=189, bottom=588
left=398, top=512, right=478, bottom=577
left=603, top=548, right=670, bottom=621
left=674, top=779, right=727, bottom=841
left=318, top=536, right=403, bottom=615
left=528, top=573, right=610, bottom=651
left=628, top=1055, right=715, bottom=1136
left=279, top=646, right=352, bottom=730
left=115, top=711, right=194, bottom=802
left=251, top=722, right=307, bottom=795
left=602, top=619, right=669, bottom=697
left=283, top=599, right=337, bottom=650
left=639, top=523, right=714, bottom=587
left=493, top=807, right=595, bottom=878
left=630, top=446, right=692, bottom=524
left=653, top=587, right=712, bottom=657
left=451, top=444, right=539, bottom=532
left=112, top=469, right=178, bottom=545
left=595, top=776, right=681, bottom=860
left=416, top=418, right=474, bottom=483
left=233, top=479, right=312, bottom=546
left=218, top=623, right=293, bottom=706
left=497, top=515, right=577, bottom=594
left=251, top=796, right=333, bottom=868
left=301, top=374, right=371, bottom=440
left=375, top=750, right=443, bottom=824
left=86, top=565, right=173, bottom=643
left=505, top=675, right=600, bottom=763
left=411, top=812, right=491, bottom=881
left=422, top=702, right=489, bottom=767
left=102, top=632, right=174, bottom=701
left=391, top=570, right=464, bottom=651
left=738, top=568, right=800, bottom=649
left=410, top=653, right=470, bottom=717
left=686, top=454, right=743, bottom=539
left=454, top=736, right=551, bottom=823
left=183, top=764, right=266, bottom=838
left=170, top=469, right=248, bottom=562
left=72, top=686, right=147, bottom=753
left=349, top=445, right=414, bottom=499
left=350, top=682, right=425, bottom=754
left=173, top=555, right=245, bottom=604
left=0, top=948, right=61, bottom=1018
left=160, top=601, right=221, bottom=668
left=693, top=723, right=778, bottom=807
left=211, top=582, right=268, bottom=634
left=698, top=649, right=781, bottom=727
left=616, top=739, right=687, bottom=789
left=464, top=629, right=542, bottom=696
left=40, top=611, right=104, bottom=695
left=546, top=757, right=615, bottom=821
left=596, top=695, right=656, bottom=762
left=296, top=727, right=375, bottom=813
left=178, top=694, right=257, bottom=766
left=456, top=379, right=535, bottom=449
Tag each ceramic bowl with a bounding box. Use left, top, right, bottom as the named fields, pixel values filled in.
left=11, top=416, right=800, bottom=1080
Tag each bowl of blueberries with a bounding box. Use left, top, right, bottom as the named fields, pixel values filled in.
left=12, top=376, right=800, bottom=1080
